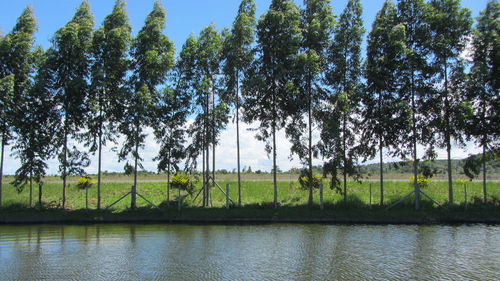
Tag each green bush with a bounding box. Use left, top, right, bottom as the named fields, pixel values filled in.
left=298, top=170, right=322, bottom=190
left=170, top=173, right=194, bottom=195
left=76, top=176, right=95, bottom=190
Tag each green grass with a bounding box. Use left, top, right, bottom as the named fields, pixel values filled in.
left=1, top=178, right=498, bottom=211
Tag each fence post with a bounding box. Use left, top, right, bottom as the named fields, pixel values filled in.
left=226, top=184, right=230, bottom=209
left=320, top=183, right=324, bottom=211
left=369, top=183, right=372, bottom=209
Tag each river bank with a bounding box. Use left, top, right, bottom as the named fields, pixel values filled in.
left=1, top=204, right=499, bottom=225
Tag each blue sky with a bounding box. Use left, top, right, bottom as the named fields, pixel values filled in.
left=0, top=0, right=490, bottom=52
left=0, top=0, right=490, bottom=175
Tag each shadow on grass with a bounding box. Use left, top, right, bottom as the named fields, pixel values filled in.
left=1, top=195, right=499, bottom=224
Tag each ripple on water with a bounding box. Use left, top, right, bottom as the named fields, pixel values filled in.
left=0, top=224, right=499, bottom=281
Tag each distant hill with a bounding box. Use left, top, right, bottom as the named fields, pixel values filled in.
left=359, top=158, right=500, bottom=178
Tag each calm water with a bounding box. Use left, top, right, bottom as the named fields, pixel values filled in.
left=0, top=224, right=499, bottom=281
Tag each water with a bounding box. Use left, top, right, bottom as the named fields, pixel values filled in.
left=0, top=224, right=499, bottom=281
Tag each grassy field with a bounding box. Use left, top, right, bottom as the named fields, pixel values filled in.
left=1, top=175, right=499, bottom=211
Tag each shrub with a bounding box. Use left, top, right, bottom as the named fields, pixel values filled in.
left=170, top=173, right=194, bottom=195
left=298, top=170, right=323, bottom=190
left=409, top=175, right=430, bottom=188
left=76, top=176, right=95, bottom=190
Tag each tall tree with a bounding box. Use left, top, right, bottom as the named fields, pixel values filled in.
left=0, top=6, right=38, bottom=207
left=323, top=0, right=364, bottom=203
left=119, top=0, right=174, bottom=209
left=466, top=0, right=499, bottom=202
left=243, top=0, right=302, bottom=208
left=397, top=0, right=435, bottom=210
left=87, top=0, right=131, bottom=209
left=426, top=0, right=472, bottom=204
left=362, top=0, right=407, bottom=205
left=48, top=1, right=94, bottom=208
left=0, top=74, right=13, bottom=208
left=186, top=25, right=227, bottom=207
left=222, top=0, right=256, bottom=207
left=288, top=0, right=334, bottom=206
left=152, top=84, right=191, bottom=205
left=11, top=47, right=59, bottom=207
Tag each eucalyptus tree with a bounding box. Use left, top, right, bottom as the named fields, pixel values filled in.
left=396, top=0, right=435, bottom=210
left=0, top=74, right=13, bottom=208
left=243, top=0, right=302, bottom=208
left=287, top=0, right=334, bottom=206
left=199, top=25, right=228, bottom=191
left=222, top=0, right=256, bottom=207
left=11, top=47, right=59, bottom=207
left=185, top=25, right=227, bottom=207
left=466, top=0, right=499, bottom=202
left=362, top=0, right=407, bottom=205
left=426, top=0, right=472, bottom=204
left=323, top=0, right=364, bottom=203
left=87, top=0, right=131, bottom=209
left=119, top=1, right=174, bottom=209
left=0, top=6, right=37, bottom=207
left=152, top=84, right=191, bottom=204
left=47, top=1, right=94, bottom=208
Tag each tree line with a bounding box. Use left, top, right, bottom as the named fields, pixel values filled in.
left=0, top=0, right=498, bottom=210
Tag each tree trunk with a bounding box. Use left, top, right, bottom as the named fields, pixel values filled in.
left=482, top=95, right=487, bottom=203
left=0, top=133, right=4, bottom=208
left=236, top=71, right=242, bottom=207
left=411, top=71, right=420, bottom=211
left=131, top=118, right=139, bottom=209
left=343, top=113, right=347, bottom=203
left=166, top=152, right=171, bottom=205
left=97, top=127, right=102, bottom=210
left=308, top=76, right=313, bottom=206
left=205, top=89, right=210, bottom=207
left=212, top=86, right=216, bottom=185
left=272, top=87, right=277, bottom=208
left=444, top=62, right=453, bottom=204
left=62, top=122, right=68, bottom=209
left=378, top=92, right=384, bottom=206
left=483, top=140, right=487, bottom=203
left=29, top=172, right=33, bottom=208
left=202, top=138, right=206, bottom=207
left=379, top=135, right=384, bottom=206
left=38, top=182, right=42, bottom=207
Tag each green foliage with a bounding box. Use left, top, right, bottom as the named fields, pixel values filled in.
left=467, top=0, right=499, bottom=153
left=184, top=24, right=229, bottom=170
left=410, top=175, right=430, bottom=188
left=76, top=176, right=95, bottom=190
left=170, top=173, right=194, bottom=195
left=119, top=0, right=175, bottom=180
left=223, top=0, right=256, bottom=105
left=288, top=0, right=334, bottom=171
left=45, top=1, right=94, bottom=185
left=463, top=150, right=500, bottom=180
left=86, top=0, right=131, bottom=153
left=361, top=0, right=407, bottom=161
left=320, top=0, right=364, bottom=194
left=243, top=0, right=302, bottom=192
left=298, top=170, right=322, bottom=190
left=426, top=0, right=473, bottom=185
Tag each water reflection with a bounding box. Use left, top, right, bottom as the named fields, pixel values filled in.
left=0, top=224, right=499, bottom=281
